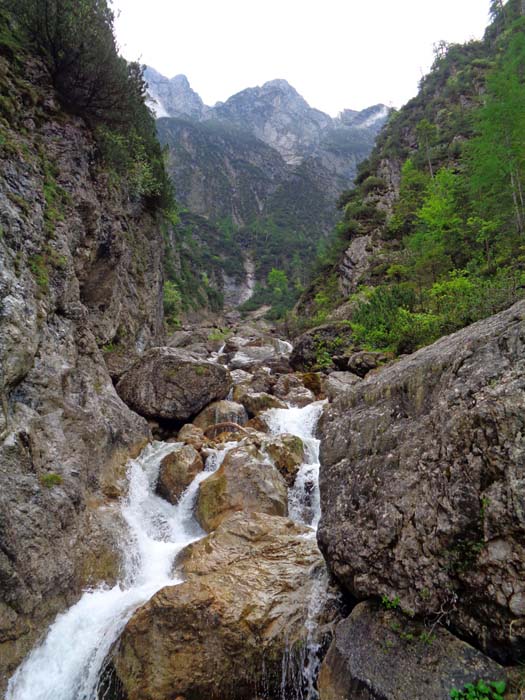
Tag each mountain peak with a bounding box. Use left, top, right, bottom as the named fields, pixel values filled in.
left=170, top=74, right=191, bottom=89
left=262, top=78, right=296, bottom=92
left=144, top=67, right=208, bottom=120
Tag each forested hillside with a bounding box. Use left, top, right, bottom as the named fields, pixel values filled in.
left=296, top=0, right=525, bottom=357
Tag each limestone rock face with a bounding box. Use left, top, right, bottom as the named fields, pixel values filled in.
left=196, top=443, right=288, bottom=531
left=112, top=512, right=328, bottom=700
left=156, top=445, right=204, bottom=504
left=318, top=602, right=505, bottom=700
left=116, top=348, right=232, bottom=421
left=318, top=300, right=525, bottom=661
left=193, top=399, right=248, bottom=429
left=144, top=68, right=209, bottom=120
left=0, top=49, right=163, bottom=688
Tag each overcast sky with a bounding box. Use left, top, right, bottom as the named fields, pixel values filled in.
left=113, top=0, right=492, bottom=116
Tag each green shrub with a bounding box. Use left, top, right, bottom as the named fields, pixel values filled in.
left=28, top=254, right=49, bottom=292
left=450, top=679, right=505, bottom=700
left=361, top=176, right=387, bottom=194
left=40, top=472, right=62, bottom=488
left=163, top=280, right=182, bottom=328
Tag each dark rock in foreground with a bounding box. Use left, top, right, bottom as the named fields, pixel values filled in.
left=318, top=300, right=525, bottom=661
left=319, top=602, right=505, bottom=700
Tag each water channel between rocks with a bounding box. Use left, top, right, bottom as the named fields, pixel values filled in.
left=6, top=371, right=327, bottom=700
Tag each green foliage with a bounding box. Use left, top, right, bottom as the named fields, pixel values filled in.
left=28, top=254, right=49, bottom=293
left=163, top=280, right=182, bottom=328
left=9, top=0, right=133, bottom=121
left=450, top=680, right=506, bottom=700
left=6, top=0, right=174, bottom=210
left=40, top=472, right=63, bottom=488
left=305, top=9, right=525, bottom=355
left=208, top=328, right=229, bottom=342
left=381, top=595, right=401, bottom=610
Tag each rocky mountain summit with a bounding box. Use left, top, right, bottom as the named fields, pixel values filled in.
left=144, top=67, right=209, bottom=120
left=146, top=69, right=387, bottom=168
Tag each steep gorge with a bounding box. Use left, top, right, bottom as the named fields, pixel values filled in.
left=1, top=1, right=525, bottom=699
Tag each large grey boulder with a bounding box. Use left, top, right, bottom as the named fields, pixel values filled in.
left=318, top=602, right=505, bottom=700
left=116, top=347, right=232, bottom=421
left=318, top=300, right=525, bottom=661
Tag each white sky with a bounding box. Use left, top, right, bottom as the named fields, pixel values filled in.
left=112, top=0, right=492, bottom=116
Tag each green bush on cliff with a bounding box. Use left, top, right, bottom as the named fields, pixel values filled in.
left=6, top=0, right=174, bottom=209
left=40, top=472, right=62, bottom=488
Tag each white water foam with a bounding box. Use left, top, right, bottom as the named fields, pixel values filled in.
left=6, top=441, right=234, bottom=700
left=264, top=401, right=326, bottom=531
left=8, top=364, right=329, bottom=700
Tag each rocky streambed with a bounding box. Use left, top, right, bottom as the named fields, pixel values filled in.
left=6, top=322, right=341, bottom=700
left=5, top=306, right=524, bottom=700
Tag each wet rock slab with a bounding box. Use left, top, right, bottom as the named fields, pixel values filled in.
left=196, top=443, right=288, bottom=531
left=319, top=602, right=506, bottom=700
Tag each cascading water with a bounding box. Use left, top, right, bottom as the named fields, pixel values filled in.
left=7, top=343, right=330, bottom=700
left=264, top=400, right=328, bottom=700
left=264, top=401, right=326, bottom=531
left=6, top=441, right=233, bottom=700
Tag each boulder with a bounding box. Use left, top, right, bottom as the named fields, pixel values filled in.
left=273, top=374, right=315, bottom=407
left=235, top=389, right=287, bottom=416
left=245, top=415, right=270, bottom=433
left=263, top=434, right=305, bottom=486
left=156, top=445, right=204, bottom=504
left=116, top=347, right=232, bottom=421
left=193, top=400, right=248, bottom=429
left=227, top=345, right=277, bottom=370
left=322, top=371, right=362, bottom=400
left=318, top=602, right=506, bottom=700
left=176, top=423, right=205, bottom=451
left=346, top=350, right=390, bottom=377
left=300, top=372, right=324, bottom=397
left=203, top=422, right=248, bottom=442
left=196, top=443, right=288, bottom=531
left=318, top=300, right=525, bottom=660
left=112, top=512, right=329, bottom=700
left=290, top=323, right=354, bottom=371
left=229, top=368, right=253, bottom=385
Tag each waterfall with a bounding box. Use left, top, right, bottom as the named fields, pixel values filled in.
left=7, top=363, right=329, bottom=700
left=264, top=401, right=326, bottom=531
left=6, top=442, right=233, bottom=700
left=264, top=400, right=328, bottom=700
